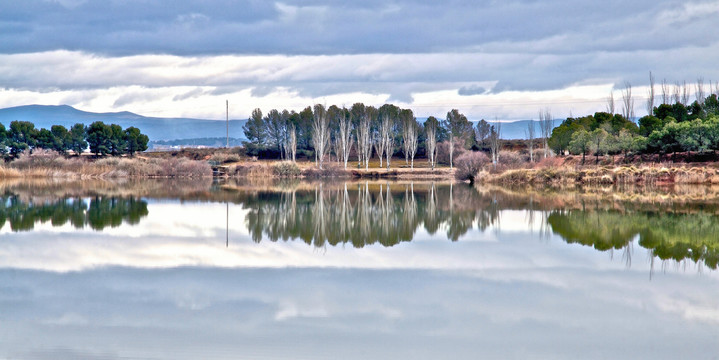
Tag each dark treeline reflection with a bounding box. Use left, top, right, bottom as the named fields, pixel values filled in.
left=243, top=182, right=500, bottom=247
left=0, top=194, right=148, bottom=231
left=548, top=209, right=719, bottom=270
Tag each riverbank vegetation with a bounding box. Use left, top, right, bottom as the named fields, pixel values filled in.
left=0, top=120, right=149, bottom=159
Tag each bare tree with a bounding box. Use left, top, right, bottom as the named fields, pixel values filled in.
left=681, top=80, right=690, bottom=105
left=337, top=107, right=353, bottom=169
left=285, top=123, right=297, bottom=162
left=621, top=82, right=635, bottom=121
left=696, top=77, right=705, bottom=103
left=673, top=82, right=681, bottom=104
left=379, top=109, right=395, bottom=170
left=400, top=109, right=416, bottom=166
left=606, top=91, right=615, bottom=115
left=373, top=129, right=385, bottom=168
left=526, top=121, right=535, bottom=163
left=311, top=104, right=330, bottom=169
left=400, top=110, right=419, bottom=169
left=355, top=104, right=373, bottom=170
left=425, top=117, right=438, bottom=170
left=489, top=119, right=501, bottom=167
left=539, top=108, right=553, bottom=158
left=661, top=79, right=669, bottom=105
left=646, top=71, right=655, bottom=116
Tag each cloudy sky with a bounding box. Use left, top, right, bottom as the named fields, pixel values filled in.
left=1, top=0, right=718, bottom=120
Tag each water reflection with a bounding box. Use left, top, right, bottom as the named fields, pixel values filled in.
left=241, top=182, right=500, bottom=247
left=0, top=194, right=148, bottom=231
left=548, top=209, right=719, bottom=270
left=1, top=179, right=718, bottom=271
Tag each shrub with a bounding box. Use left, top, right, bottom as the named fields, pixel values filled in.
left=498, top=150, right=526, bottom=168
left=437, top=140, right=468, bottom=165
left=454, top=151, right=490, bottom=182
left=209, top=152, right=241, bottom=165
left=10, top=149, right=67, bottom=169
left=272, top=161, right=301, bottom=177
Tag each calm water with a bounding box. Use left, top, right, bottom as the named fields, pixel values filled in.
left=1, top=179, right=718, bottom=359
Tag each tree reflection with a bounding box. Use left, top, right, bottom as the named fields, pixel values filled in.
left=0, top=194, right=148, bottom=232
left=548, top=209, right=719, bottom=269
left=242, top=182, right=498, bottom=248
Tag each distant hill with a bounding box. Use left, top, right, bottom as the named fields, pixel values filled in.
left=0, top=105, right=247, bottom=144
left=481, top=119, right=559, bottom=140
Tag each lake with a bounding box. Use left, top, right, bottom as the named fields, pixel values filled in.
left=1, top=179, right=717, bottom=359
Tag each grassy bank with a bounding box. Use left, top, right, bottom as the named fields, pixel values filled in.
left=0, top=149, right=212, bottom=178
left=214, top=158, right=456, bottom=180
left=480, top=164, right=719, bottom=185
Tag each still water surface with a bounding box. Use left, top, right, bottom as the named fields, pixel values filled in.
left=1, top=179, right=718, bottom=359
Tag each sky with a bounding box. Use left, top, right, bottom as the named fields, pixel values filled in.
left=1, top=0, right=718, bottom=120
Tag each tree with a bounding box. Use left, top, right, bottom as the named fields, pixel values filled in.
left=425, top=116, right=438, bottom=170
left=590, top=128, right=609, bottom=164
left=400, top=109, right=419, bottom=169
left=108, top=124, right=126, bottom=156
left=616, top=129, right=634, bottom=161
left=648, top=119, right=682, bottom=160
left=311, top=104, right=330, bottom=169
left=242, top=108, right=266, bottom=147
left=337, top=106, right=353, bottom=169
left=286, top=123, right=297, bottom=162
left=67, top=123, right=88, bottom=156
left=0, top=123, right=7, bottom=158
left=539, top=108, right=554, bottom=158
left=696, top=77, right=705, bottom=104
left=569, top=129, right=591, bottom=164
left=474, top=119, right=490, bottom=149
left=7, top=121, right=38, bottom=158
left=264, top=109, right=285, bottom=156
left=50, top=125, right=69, bottom=153
left=353, top=103, right=373, bottom=170
left=606, top=91, right=615, bottom=115
left=489, top=120, right=501, bottom=167
left=35, top=128, right=56, bottom=150
left=638, top=115, right=662, bottom=136
left=621, top=82, right=635, bottom=121
left=646, top=72, right=655, bottom=116
left=443, top=109, right=472, bottom=169
left=86, top=121, right=112, bottom=156
left=378, top=105, right=397, bottom=170
left=526, top=121, right=535, bottom=162
left=124, top=126, right=149, bottom=156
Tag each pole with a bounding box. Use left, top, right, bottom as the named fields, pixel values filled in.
left=226, top=100, right=229, bottom=148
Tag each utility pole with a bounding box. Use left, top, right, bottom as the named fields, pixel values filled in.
left=226, top=100, right=229, bottom=148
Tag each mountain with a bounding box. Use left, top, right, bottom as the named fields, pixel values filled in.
left=0, top=105, right=247, bottom=144
left=481, top=119, right=559, bottom=140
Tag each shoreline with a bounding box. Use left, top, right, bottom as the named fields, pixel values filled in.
left=479, top=163, right=719, bottom=185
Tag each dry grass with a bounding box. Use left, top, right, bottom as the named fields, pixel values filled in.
left=1, top=149, right=212, bottom=178
left=482, top=163, right=719, bottom=185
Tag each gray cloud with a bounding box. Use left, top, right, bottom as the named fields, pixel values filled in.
left=0, top=0, right=715, bottom=57
left=458, top=85, right=487, bottom=96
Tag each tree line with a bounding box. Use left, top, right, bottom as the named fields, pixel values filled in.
left=243, top=103, right=506, bottom=170
left=0, top=120, right=149, bottom=159
left=550, top=93, right=719, bottom=164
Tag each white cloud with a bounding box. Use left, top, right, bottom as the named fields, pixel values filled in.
left=5, top=49, right=713, bottom=120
